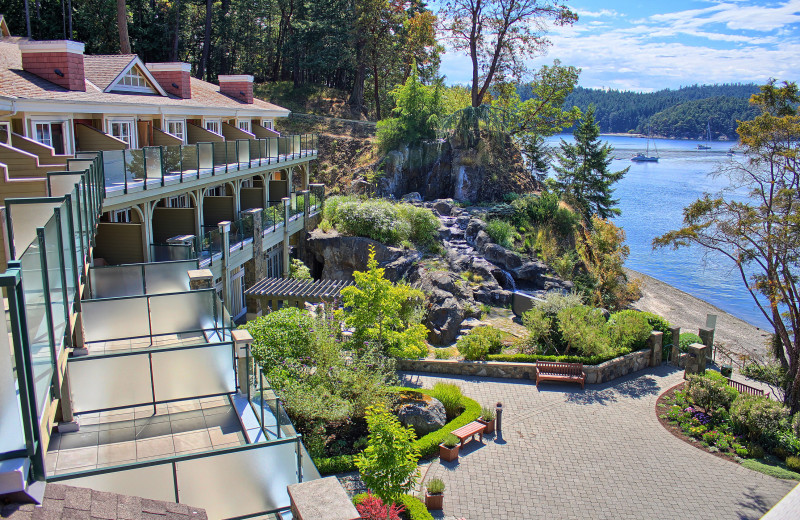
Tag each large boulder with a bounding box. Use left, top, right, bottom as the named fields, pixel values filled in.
left=426, top=296, right=464, bottom=344
left=465, top=218, right=487, bottom=245
left=475, top=230, right=492, bottom=252
left=396, top=394, right=447, bottom=436
left=432, top=199, right=454, bottom=216
left=303, top=230, right=418, bottom=282
left=513, top=260, right=551, bottom=283
left=401, top=192, right=423, bottom=202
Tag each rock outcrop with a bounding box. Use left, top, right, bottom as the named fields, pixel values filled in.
left=395, top=393, right=447, bottom=436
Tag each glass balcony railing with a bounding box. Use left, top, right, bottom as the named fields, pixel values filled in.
left=102, top=134, right=318, bottom=196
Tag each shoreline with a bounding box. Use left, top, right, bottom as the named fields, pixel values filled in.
left=625, top=268, right=770, bottom=361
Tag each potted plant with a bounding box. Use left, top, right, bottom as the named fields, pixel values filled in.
left=439, top=434, right=460, bottom=462
left=477, top=406, right=496, bottom=434
left=425, top=478, right=445, bottom=510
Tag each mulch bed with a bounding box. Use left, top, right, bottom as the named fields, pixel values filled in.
left=655, top=381, right=740, bottom=464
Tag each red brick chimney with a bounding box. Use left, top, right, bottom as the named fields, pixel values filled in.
left=19, top=40, right=85, bottom=91
left=146, top=62, right=192, bottom=99
left=218, top=75, right=254, bottom=104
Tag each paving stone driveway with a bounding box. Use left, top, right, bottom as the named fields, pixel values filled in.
left=401, top=365, right=796, bottom=520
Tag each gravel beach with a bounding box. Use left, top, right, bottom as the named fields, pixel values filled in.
left=625, top=268, right=771, bottom=363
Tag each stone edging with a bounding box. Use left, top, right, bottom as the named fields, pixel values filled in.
left=397, top=348, right=652, bottom=385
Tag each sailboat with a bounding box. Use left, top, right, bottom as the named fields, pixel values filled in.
left=631, top=125, right=659, bottom=162
left=697, top=121, right=712, bottom=150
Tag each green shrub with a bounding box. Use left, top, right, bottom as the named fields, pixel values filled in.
left=485, top=219, right=517, bottom=249
left=557, top=306, right=611, bottom=357
left=521, top=308, right=554, bottom=354
left=355, top=405, right=420, bottom=502
left=680, top=333, right=703, bottom=352
left=398, top=495, right=434, bottom=520
left=749, top=444, right=765, bottom=459
left=787, top=456, right=800, bottom=472
left=607, top=311, right=653, bottom=350
left=244, top=307, right=315, bottom=369
left=685, top=373, right=738, bottom=412
left=730, top=395, right=790, bottom=441
left=480, top=406, right=496, bottom=421
left=431, top=383, right=463, bottom=419
left=441, top=433, right=459, bottom=448
left=534, top=291, right=584, bottom=316
left=426, top=479, right=445, bottom=494
left=487, top=352, right=622, bottom=365
left=741, top=362, right=789, bottom=389
left=434, top=347, right=453, bottom=359
left=397, top=204, right=440, bottom=248
left=289, top=258, right=312, bottom=280
left=457, top=326, right=504, bottom=360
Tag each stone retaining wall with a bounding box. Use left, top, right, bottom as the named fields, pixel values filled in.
left=398, top=348, right=653, bottom=385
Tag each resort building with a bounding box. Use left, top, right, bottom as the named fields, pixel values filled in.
left=0, top=18, right=323, bottom=519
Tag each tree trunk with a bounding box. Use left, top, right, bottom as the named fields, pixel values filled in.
left=198, top=0, right=212, bottom=80
left=349, top=59, right=366, bottom=118
left=170, top=0, right=180, bottom=61
left=372, top=51, right=381, bottom=120
left=116, top=0, right=131, bottom=54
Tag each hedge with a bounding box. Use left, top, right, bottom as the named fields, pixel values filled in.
left=353, top=493, right=434, bottom=520
left=486, top=349, right=636, bottom=365
left=314, top=387, right=482, bottom=475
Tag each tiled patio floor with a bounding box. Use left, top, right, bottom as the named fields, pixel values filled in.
left=85, top=331, right=212, bottom=356
left=46, top=396, right=246, bottom=475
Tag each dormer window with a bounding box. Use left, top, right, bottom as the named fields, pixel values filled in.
left=111, top=67, right=157, bottom=94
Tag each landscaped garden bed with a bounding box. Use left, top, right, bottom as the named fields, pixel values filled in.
left=656, top=372, right=800, bottom=481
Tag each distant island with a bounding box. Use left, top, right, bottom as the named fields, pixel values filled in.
left=519, top=83, right=761, bottom=140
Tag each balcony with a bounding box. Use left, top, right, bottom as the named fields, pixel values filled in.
left=95, top=135, right=318, bottom=197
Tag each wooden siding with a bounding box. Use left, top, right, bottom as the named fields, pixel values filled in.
left=75, top=123, right=127, bottom=152
left=221, top=122, right=255, bottom=140
left=9, top=133, right=69, bottom=165
left=203, top=196, right=234, bottom=227
left=269, top=180, right=288, bottom=201
left=94, top=222, right=145, bottom=265
left=152, top=128, right=183, bottom=146
left=252, top=123, right=280, bottom=138
left=151, top=207, right=196, bottom=242
left=186, top=122, right=224, bottom=144
left=0, top=142, right=66, bottom=179
left=240, top=187, right=264, bottom=211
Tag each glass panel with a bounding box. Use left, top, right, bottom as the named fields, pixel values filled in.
left=162, top=145, right=182, bottom=179
left=54, top=463, right=175, bottom=502
left=197, top=143, right=213, bottom=173
left=267, top=138, right=278, bottom=160
left=68, top=354, right=153, bottom=412
left=48, top=173, right=83, bottom=198
left=150, top=244, right=194, bottom=262
left=293, top=135, right=301, bottom=155
left=143, top=260, right=195, bottom=294
left=81, top=297, right=150, bottom=343
left=151, top=344, right=235, bottom=402
left=212, top=142, right=227, bottom=171
left=90, top=265, right=143, bottom=299
left=149, top=291, right=214, bottom=336
left=58, top=202, right=76, bottom=312
left=0, top=296, right=26, bottom=455
left=180, top=144, right=198, bottom=178
left=21, top=242, right=54, bottom=416
left=175, top=442, right=299, bottom=520
left=126, top=149, right=145, bottom=181
left=144, top=147, right=162, bottom=179
left=7, top=201, right=61, bottom=259
left=102, top=150, right=125, bottom=192
left=43, top=218, right=66, bottom=355
left=227, top=141, right=237, bottom=168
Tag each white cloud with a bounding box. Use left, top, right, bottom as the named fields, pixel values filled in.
left=576, top=9, right=622, bottom=18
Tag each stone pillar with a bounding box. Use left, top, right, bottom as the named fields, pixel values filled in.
left=244, top=208, right=265, bottom=320
left=699, top=327, right=715, bottom=362
left=669, top=326, right=681, bottom=364
left=684, top=343, right=709, bottom=377
left=282, top=197, right=290, bottom=278
left=648, top=331, right=663, bottom=367
left=188, top=269, right=213, bottom=290
left=219, top=221, right=231, bottom=307
left=231, top=329, right=253, bottom=394
left=288, top=478, right=360, bottom=520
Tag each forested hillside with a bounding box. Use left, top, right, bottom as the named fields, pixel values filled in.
left=539, top=83, right=761, bottom=138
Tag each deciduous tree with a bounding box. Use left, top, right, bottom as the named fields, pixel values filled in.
left=440, top=0, right=577, bottom=107
left=654, top=80, right=800, bottom=413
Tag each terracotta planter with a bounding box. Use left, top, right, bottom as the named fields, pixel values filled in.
left=477, top=418, right=495, bottom=434
left=425, top=492, right=444, bottom=510
left=439, top=443, right=459, bottom=462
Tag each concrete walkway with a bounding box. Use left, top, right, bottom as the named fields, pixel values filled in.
left=402, top=366, right=795, bottom=520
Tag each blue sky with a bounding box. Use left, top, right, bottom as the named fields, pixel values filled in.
left=438, top=0, right=800, bottom=92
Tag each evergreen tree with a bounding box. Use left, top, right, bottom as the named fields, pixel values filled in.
left=551, top=107, right=629, bottom=224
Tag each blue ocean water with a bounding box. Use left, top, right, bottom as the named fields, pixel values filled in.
left=544, top=134, right=771, bottom=329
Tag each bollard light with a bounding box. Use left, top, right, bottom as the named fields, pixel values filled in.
left=495, top=402, right=503, bottom=435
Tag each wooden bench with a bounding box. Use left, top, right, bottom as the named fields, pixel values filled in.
left=450, top=421, right=486, bottom=448
left=727, top=378, right=766, bottom=396
left=535, top=361, right=586, bottom=389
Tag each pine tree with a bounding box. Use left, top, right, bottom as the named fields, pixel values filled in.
left=551, top=106, right=629, bottom=225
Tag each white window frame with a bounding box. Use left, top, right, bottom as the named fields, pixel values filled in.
left=0, top=121, right=11, bottom=145
left=166, top=194, right=188, bottom=208
left=262, top=119, right=274, bottom=130
left=106, top=118, right=137, bottom=149
left=165, top=119, right=186, bottom=143
left=204, top=118, right=221, bottom=136
left=110, top=209, right=131, bottom=223
left=27, top=117, right=73, bottom=155
left=111, top=67, right=157, bottom=94
left=237, top=119, right=251, bottom=133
